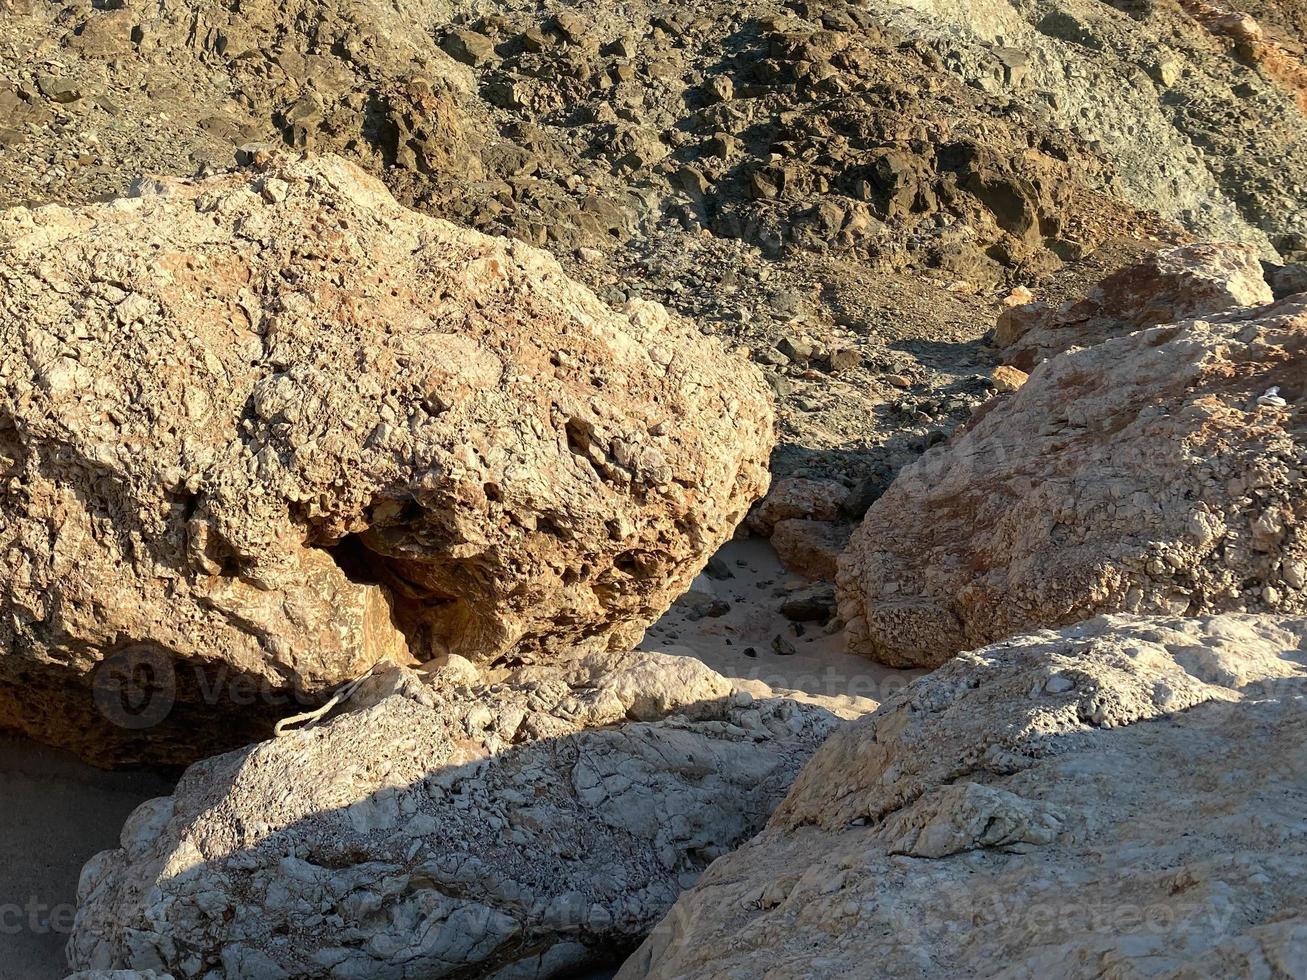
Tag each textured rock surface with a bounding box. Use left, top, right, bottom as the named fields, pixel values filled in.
left=0, top=155, right=773, bottom=764
left=998, top=242, right=1275, bottom=369
left=0, top=0, right=1226, bottom=522
left=838, top=294, right=1306, bottom=667
left=622, top=614, right=1307, bottom=979
left=746, top=477, right=847, bottom=537
left=769, top=518, right=849, bottom=582
left=68, top=651, right=845, bottom=978
left=880, top=0, right=1307, bottom=255
left=0, top=0, right=487, bottom=216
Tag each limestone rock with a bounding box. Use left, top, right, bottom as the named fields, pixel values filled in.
left=621, top=614, right=1307, bottom=979
left=770, top=518, right=849, bottom=582
left=0, top=155, right=773, bottom=764
left=68, top=651, right=844, bottom=978
left=747, top=477, right=847, bottom=536
left=997, top=242, right=1273, bottom=369
left=987, top=363, right=1028, bottom=392
left=839, top=294, right=1305, bottom=667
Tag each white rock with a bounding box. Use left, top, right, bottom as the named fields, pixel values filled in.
left=68, top=651, right=849, bottom=978
left=621, top=614, right=1307, bottom=979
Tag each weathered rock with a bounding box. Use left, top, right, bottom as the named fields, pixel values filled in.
left=825, top=347, right=861, bottom=372
left=621, top=614, right=1307, bottom=979
left=839, top=294, right=1306, bottom=667
left=747, top=477, right=846, bottom=536
left=998, top=242, right=1273, bottom=369
left=0, top=155, right=773, bottom=764
left=874, top=1, right=1304, bottom=254
left=987, top=363, right=1028, bottom=392
left=68, top=651, right=845, bottom=977
left=1265, top=260, right=1307, bottom=300
left=439, top=29, right=497, bottom=68
left=778, top=585, right=835, bottom=623
left=770, top=518, right=849, bottom=582
left=36, top=74, right=83, bottom=103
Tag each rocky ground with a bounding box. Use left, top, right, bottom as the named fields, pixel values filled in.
left=0, top=0, right=1201, bottom=495
left=0, top=0, right=1305, bottom=977
left=5, top=0, right=1302, bottom=498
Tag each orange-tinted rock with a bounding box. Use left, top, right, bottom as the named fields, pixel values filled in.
left=0, top=156, right=773, bottom=763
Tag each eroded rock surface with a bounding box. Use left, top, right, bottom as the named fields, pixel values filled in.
left=68, top=651, right=845, bottom=978
left=998, top=242, right=1274, bottom=369
left=0, top=155, right=773, bottom=764
left=839, top=293, right=1305, bottom=667
left=622, top=614, right=1307, bottom=979
left=881, top=0, right=1307, bottom=255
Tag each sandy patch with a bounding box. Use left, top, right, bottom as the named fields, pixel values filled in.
left=641, top=537, right=920, bottom=716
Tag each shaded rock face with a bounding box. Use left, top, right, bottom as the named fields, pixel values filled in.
left=0, top=155, right=773, bottom=764
left=68, top=651, right=844, bottom=978
left=621, top=614, right=1307, bottom=979
left=997, top=242, right=1275, bottom=369
left=838, top=294, right=1305, bottom=668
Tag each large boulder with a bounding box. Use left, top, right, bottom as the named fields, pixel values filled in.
left=0, top=155, right=773, bottom=764
left=621, top=614, right=1307, bottom=979
left=68, top=650, right=846, bottom=978
left=997, top=243, right=1273, bottom=369
left=838, top=293, right=1305, bottom=668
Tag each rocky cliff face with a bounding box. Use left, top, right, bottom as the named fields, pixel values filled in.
left=0, top=155, right=772, bottom=764
left=879, top=0, right=1307, bottom=256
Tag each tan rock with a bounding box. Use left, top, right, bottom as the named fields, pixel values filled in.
left=621, top=614, right=1307, bottom=979
left=987, top=363, right=1028, bottom=392
left=68, top=651, right=844, bottom=978
left=839, top=295, right=1306, bottom=667
left=1183, top=0, right=1307, bottom=114
left=1001, top=284, right=1034, bottom=307
left=746, top=477, right=847, bottom=536
left=997, top=243, right=1273, bottom=369
left=770, top=519, right=850, bottom=582
left=0, top=155, right=773, bottom=764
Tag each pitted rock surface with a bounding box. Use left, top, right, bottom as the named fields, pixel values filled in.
left=68, top=651, right=845, bottom=978
left=839, top=294, right=1306, bottom=667
left=0, top=155, right=773, bottom=764
left=621, top=614, right=1307, bottom=979
left=997, top=242, right=1275, bottom=369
